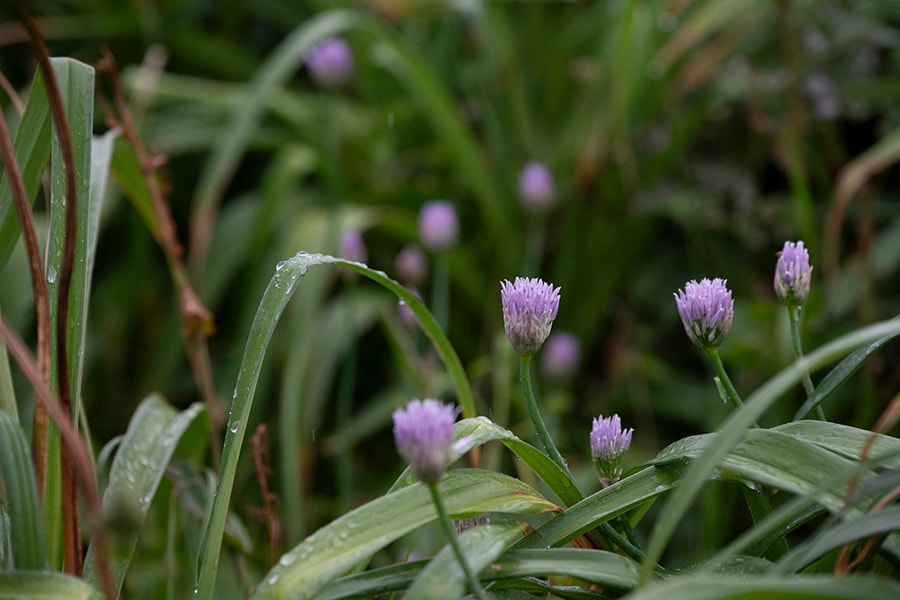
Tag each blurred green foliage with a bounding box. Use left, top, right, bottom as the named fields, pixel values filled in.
left=2, top=0, right=900, bottom=592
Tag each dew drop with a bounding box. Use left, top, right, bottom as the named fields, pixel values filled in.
left=47, top=266, right=58, bottom=283
left=230, top=420, right=240, bottom=434
left=267, top=573, right=280, bottom=585
left=276, top=260, right=286, bottom=271
left=279, top=553, right=296, bottom=567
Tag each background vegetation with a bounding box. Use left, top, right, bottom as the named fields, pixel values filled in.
left=1, top=0, right=899, bottom=597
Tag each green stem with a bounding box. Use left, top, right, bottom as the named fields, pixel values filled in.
left=336, top=340, right=357, bottom=512
left=707, top=348, right=757, bottom=427
left=520, top=356, right=574, bottom=481
left=788, top=306, right=825, bottom=420
left=428, top=483, right=486, bottom=600
left=432, top=253, right=449, bottom=332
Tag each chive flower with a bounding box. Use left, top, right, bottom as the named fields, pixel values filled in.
left=418, top=201, right=459, bottom=252
left=395, top=244, right=428, bottom=285
left=590, top=414, right=633, bottom=485
left=518, top=161, right=556, bottom=213
left=338, top=230, right=367, bottom=264
left=774, top=240, right=812, bottom=308
left=674, top=278, right=734, bottom=350
left=393, top=399, right=460, bottom=484
left=306, top=37, right=354, bottom=89
left=541, top=331, right=581, bottom=382
left=500, top=277, right=561, bottom=357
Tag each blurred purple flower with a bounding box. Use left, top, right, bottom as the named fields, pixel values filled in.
left=501, top=277, right=560, bottom=357
left=774, top=240, right=812, bottom=308
left=518, top=161, right=556, bottom=213
left=674, top=278, right=733, bottom=350
left=306, top=37, right=354, bottom=89
left=395, top=244, right=429, bottom=284
left=418, top=201, right=459, bottom=252
left=541, top=331, right=581, bottom=382
left=397, top=286, right=422, bottom=329
left=338, top=230, right=367, bottom=264
left=590, top=414, right=633, bottom=485
left=393, top=399, right=460, bottom=484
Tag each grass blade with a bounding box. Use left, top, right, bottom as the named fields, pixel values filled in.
left=252, top=470, right=555, bottom=600
left=0, top=66, right=51, bottom=272
left=196, top=250, right=475, bottom=598
left=0, top=411, right=47, bottom=569
left=638, top=317, right=900, bottom=585
left=84, top=394, right=207, bottom=595
left=406, top=523, right=524, bottom=600
left=0, top=570, right=102, bottom=600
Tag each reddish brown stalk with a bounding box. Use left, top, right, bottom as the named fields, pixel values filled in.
left=835, top=394, right=900, bottom=575
left=94, top=50, right=221, bottom=462
left=17, top=0, right=82, bottom=574
left=0, top=57, right=52, bottom=506
left=0, top=318, right=114, bottom=599
left=250, top=424, right=281, bottom=567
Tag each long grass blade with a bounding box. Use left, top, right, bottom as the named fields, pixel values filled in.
left=0, top=411, right=47, bottom=569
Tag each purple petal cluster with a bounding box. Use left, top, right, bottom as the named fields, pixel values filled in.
left=774, top=240, right=812, bottom=307
left=393, top=399, right=459, bottom=484
left=418, top=201, right=459, bottom=252
left=338, top=230, right=367, bottom=264
left=541, top=331, right=581, bottom=382
left=501, top=277, right=561, bottom=357
left=674, top=278, right=734, bottom=350
left=395, top=244, right=428, bottom=285
left=306, top=37, right=354, bottom=89
left=590, top=414, right=633, bottom=485
left=518, top=161, right=556, bottom=213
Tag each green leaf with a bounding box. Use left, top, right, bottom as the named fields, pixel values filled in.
left=0, top=308, right=16, bottom=419
left=627, top=574, right=900, bottom=600
left=774, top=505, right=900, bottom=574
left=84, top=394, right=207, bottom=595
left=253, top=470, right=555, bottom=600
left=638, top=317, right=900, bottom=585
left=510, top=463, right=684, bottom=552
left=0, top=570, right=102, bottom=600
left=195, top=250, right=476, bottom=598
left=42, top=56, right=96, bottom=571
left=0, top=64, right=52, bottom=272
left=739, top=486, right=789, bottom=560
left=0, top=411, right=47, bottom=569
left=489, top=548, right=641, bottom=591
left=794, top=321, right=900, bottom=420
left=774, top=421, right=900, bottom=467
left=406, top=523, right=524, bottom=600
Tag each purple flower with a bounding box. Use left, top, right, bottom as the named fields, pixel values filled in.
left=306, top=37, right=354, bottom=89
left=338, top=230, right=367, bottom=264
left=674, top=278, right=734, bottom=350
left=590, top=414, right=633, bottom=485
left=418, top=201, right=459, bottom=252
left=541, top=331, right=581, bottom=381
left=501, top=277, right=561, bottom=357
left=518, top=161, right=556, bottom=213
left=395, top=244, right=428, bottom=284
left=393, top=399, right=459, bottom=484
left=774, top=241, right=812, bottom=308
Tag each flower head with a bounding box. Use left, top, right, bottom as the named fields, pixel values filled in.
left=418, top=201, right=459, bottom=252
left=541, top=331, right=581, bottom=382
left=501, top=277, right=560, bottom=357
left=674, top=278, right=734, bottom=350
left=393, top=399, right=459, bottom=484
left=306, top=37, right=354, bottom=89
left=518, top=161, right=556, bottom=213
left=774, top=241, right=812, bottom=308
left=338, top=230, right=367, bottom=264
left=395, top=244, right=428, bottom=284
left=590, top=414, right=633, bottom=485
